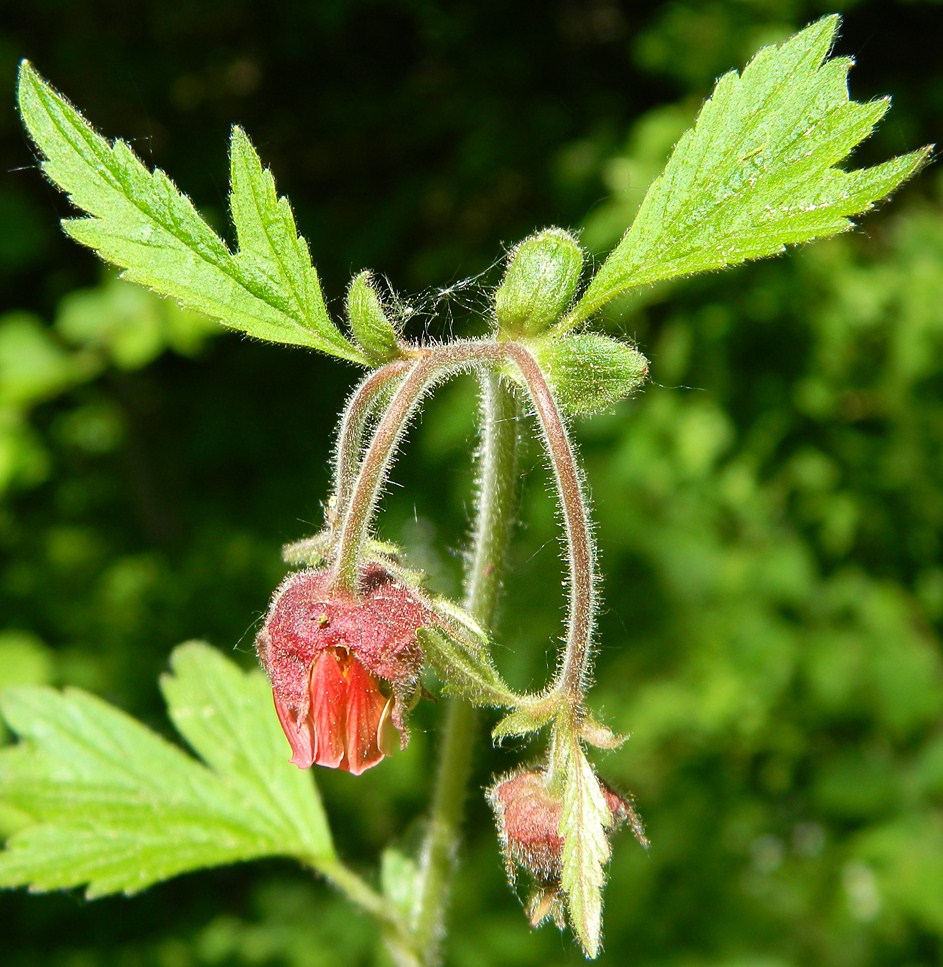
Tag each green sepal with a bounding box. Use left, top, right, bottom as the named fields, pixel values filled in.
left=532, top=333, right=649, bottom=416
left=491, top=701, right=557, bottom=742
left=418, top=624, right=518, bottom=709
left=347, top=271, right=403, bottom=363
left=496, top=228, right=583, bottom=338
left=281, top=531, right=402, bottom=569
left=558, top=736, right=613, bottom=958
left=579, top=714, right=625, bottom=750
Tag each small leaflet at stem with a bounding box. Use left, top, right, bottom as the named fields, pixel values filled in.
left=566, top=15, right=932, bottom=327
left=491, top=702, right=558, bottom=742
left=16, top=63, right=367, bottom=363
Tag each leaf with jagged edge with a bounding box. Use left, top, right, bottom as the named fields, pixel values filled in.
left=0, top=642, right=334, bottom=897
left=17, top=62, right=367, bottom=364
left=559, top=739, right=614, bottom=958
left=567, top=16, right=932, bottom=327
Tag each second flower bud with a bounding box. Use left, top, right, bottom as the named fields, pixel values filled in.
left=495, top=228, right=583, bottom=339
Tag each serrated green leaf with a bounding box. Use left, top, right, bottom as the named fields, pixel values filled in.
left=560, top=740, right=613, bottom=958
left=227, top=126, right=360, bottom=359
left=17, top=62, right=367, bottom=364
left=0, top=641, right=334, bottom=897
left=569, top=16, right=931, bottom=325
left=533, top=333, right=649, bottom=416
left=159, top=642, right=332, bottom=856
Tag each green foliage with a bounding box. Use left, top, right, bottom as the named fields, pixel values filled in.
left=0, top=643, right=333, bottom=896
left=0, top=632, right=54, bottom=750
left=3, top=4, right=940, bottom=966
left=17, top=63, right=367, bottom=364
left=381, top=845, right=422, bottom=921
left=569, top=16, right=930, bottom=326
left=0, top=275, right=218, bottom=496
left=491, top=703, right=556, bottom=742
left=418, top=625, right=517, bottom=707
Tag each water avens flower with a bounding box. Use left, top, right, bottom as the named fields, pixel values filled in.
left=256, top=564, right=433, bottom=774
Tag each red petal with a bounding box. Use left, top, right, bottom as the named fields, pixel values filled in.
left=308, top=650, right=348, bottom=770
left=273, top=695, right=316, bottom=769
left=341, top=659, right=390, bottom=775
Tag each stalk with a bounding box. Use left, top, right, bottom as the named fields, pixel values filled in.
left=325, top=338, right=593, bottom=964
left=504, top=343, right=596, bottom=706
left=410, top=371, right=520, bottom=964
left=330, top=355, right=434, bottom=591
left=331, top=360, right=411, bottom=529
left=329, top=342, right=504, bottom=593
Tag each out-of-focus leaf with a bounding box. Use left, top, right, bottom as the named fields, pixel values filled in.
left=0, top=642, right=334, bottom=897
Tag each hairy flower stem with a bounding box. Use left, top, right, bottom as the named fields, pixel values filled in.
left=317, top=857, right=404, bottom=932
left=330, top=342, right=506, bottom=594
left=411, top=372, right=520, bottom=965
left=328, top=339, right=596, bottom=961
left=504, top=344, right=596, bottom=707
left=332, top=340, right=597, bottom=704
left=331, top=360, right=411, bottom=528
left=331, top=355, right=435, bottom=592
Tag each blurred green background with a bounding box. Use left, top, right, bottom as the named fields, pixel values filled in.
left=2, top=1, right=942, bottom=964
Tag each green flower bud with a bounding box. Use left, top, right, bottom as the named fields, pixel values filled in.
left=347, top=270, right=401, bottom=363
left=495, top=228, right=583, bottom=338
left=534, top=333, right=649, bottom=416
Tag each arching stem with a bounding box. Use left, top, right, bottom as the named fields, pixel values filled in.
left=503, top=343, right=596, bottom=707
left=331, top=360, right=411, bottom=529
left=329, top=342, right=505, bottom=594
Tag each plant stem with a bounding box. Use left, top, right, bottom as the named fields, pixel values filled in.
left=318, top=857, right=398, bottom=925
left=331, top=355, right=433, bottom=591
left=504, top=344, right=597, bottom=706
left=328, top=339, right=595, bottom=961
left=314, top=856, right=418, bottom=964
left=331, top=360, right=411, bottom=529
left=463, top=372, right=521, bottom=621
left=410, top=371, right=520, bottom=964
left=330, top=342, right=505, bottom=594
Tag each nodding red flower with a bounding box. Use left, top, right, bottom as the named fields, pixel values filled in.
left=487, top=768, right=648, bottom=926
left=256, top=564, right=433, bottom=775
